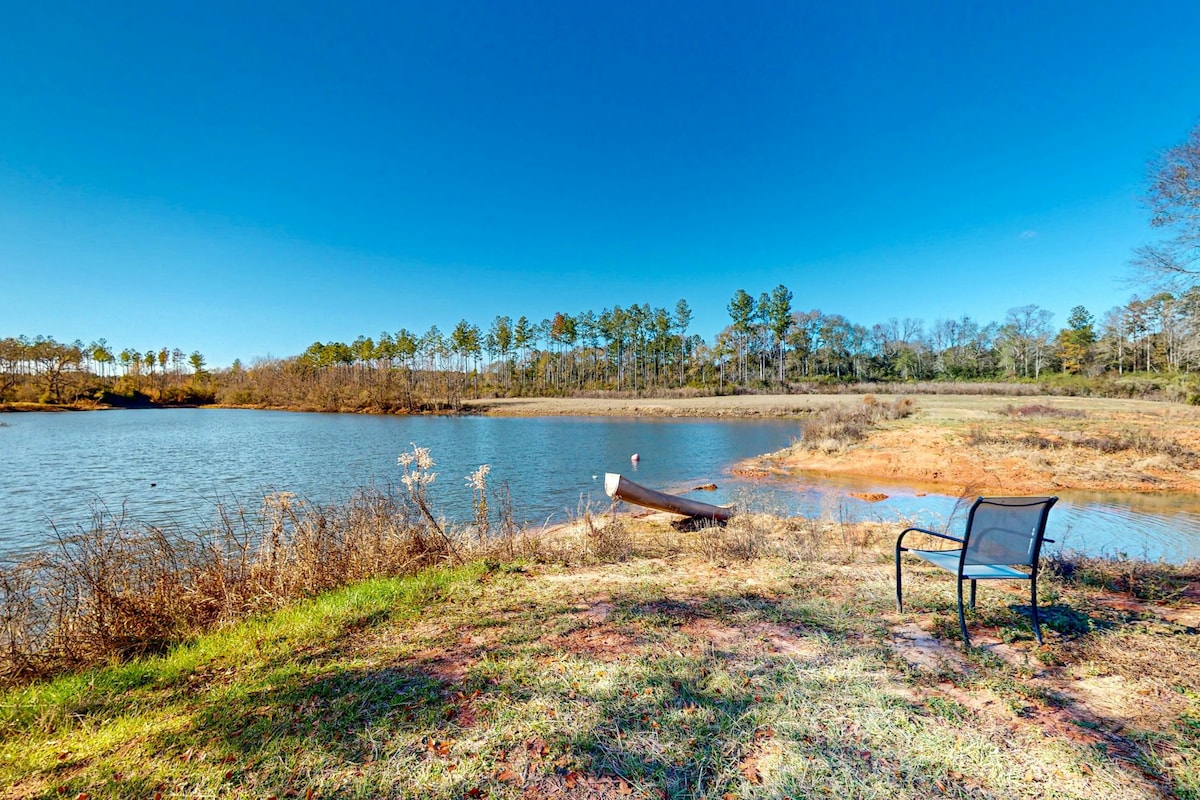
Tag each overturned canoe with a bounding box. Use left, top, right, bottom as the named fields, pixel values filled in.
left=604, top=473, right=735, bottom=521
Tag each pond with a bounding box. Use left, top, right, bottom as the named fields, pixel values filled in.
left=2, top=409, right=1199, bottom=562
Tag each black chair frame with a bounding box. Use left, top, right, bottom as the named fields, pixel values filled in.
left=895, top=496, right=1057, bottom=647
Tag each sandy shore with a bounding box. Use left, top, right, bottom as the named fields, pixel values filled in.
left=464, top=394, right=850, bottom=418
left=467, top=393, right=1200, bottom=495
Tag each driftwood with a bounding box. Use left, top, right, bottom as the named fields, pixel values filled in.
left=604, top=473, right=735, bottom=521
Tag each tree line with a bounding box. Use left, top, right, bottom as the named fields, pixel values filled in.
left=6, top=287, right=1200, bottom=410
left=0, top=336, right=210, bottom=406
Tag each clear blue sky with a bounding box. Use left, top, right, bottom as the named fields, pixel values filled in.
left=2, top=1, right=1199, bottom=367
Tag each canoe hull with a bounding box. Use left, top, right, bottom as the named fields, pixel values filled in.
left=604, top=473, right=734, bottom=521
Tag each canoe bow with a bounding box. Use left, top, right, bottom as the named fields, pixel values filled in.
left=604, top=473, right=734, bottom=521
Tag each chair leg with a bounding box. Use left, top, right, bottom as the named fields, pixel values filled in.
left=957, top=579, right=972, bottom=647
left=1030, top=578, right=1044, bottom=645
left=969, top=579, right=977, bottom=610
left=895, top=546, right=904, bottom=613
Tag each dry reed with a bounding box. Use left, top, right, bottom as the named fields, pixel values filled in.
left=0, top=444, right=527, bottom=685
left=798, top=396, right=915, bottom=452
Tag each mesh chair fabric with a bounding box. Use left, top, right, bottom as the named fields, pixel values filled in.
left=962, top=497, right=1055, bottom=566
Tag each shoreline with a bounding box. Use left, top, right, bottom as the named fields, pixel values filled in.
left=10, top=393, right=1200, bottom=495
left=475, top=394, right=1200, bottom=496
left=740, top=394, right=1200, bottom=495
left=462, top=394, right=835, bottom=418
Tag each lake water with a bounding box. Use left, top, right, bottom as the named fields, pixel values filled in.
left=2, top=408, right=1200, bottom=562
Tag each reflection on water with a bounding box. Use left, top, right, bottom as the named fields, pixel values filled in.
left=739, top=471, right=1200, bottom=563
left=0, top=409, right=798, bottom=556
left=2, top=409, right=1199, bottom=563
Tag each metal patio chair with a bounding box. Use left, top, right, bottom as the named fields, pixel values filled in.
left=895, top=496, right=1058, bottom=646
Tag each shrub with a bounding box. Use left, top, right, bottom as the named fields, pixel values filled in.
left=995, top=403, right=1085, bottom=419
left=798, top=397, right=915, bottom=451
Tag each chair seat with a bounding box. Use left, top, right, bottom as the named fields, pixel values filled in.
left=896, top=495, right=1057, bottom=646
left=909, top=549, right=1032, bottom=581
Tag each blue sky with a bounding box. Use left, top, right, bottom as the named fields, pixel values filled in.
left=2, top=1, right=1199, bottom=367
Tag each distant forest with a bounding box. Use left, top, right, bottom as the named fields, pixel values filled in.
left=6, top=286, right=1200, bottom=410
left=6, top=116, right=1198, bottom=411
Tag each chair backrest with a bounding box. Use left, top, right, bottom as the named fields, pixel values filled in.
left=962, top=496, right=1058, bottom=566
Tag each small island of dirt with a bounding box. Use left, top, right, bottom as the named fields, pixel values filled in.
left=743, top=394, right=1200, bottom=495
left=469, top=393, right=1200, bottom=495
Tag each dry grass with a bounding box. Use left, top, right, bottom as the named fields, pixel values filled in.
left=0, top=445, right=549, bottom=685
left=746, top=393, right=1200, bottom=494
left=967, top=426, right=1199, bottom=466
left=0, top=488, right=455, bottom=683
left=797, top=396, right=915, bottom=452
left=4, top=510, right=1198, bottom=799
left=996, top=402, right=1088, bottom=419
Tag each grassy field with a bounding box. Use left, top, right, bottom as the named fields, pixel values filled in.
left=3, top=513, right=1198, bottom=799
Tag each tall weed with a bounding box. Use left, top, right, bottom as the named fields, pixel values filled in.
left=799, top=397, right=915, bottom=452
left=0, top=445, right=515, bottom=685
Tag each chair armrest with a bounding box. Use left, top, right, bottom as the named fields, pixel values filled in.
left=896, top=527, right=964, bottom=552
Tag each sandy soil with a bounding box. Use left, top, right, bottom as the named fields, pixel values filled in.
left=464, top=394, right=839, bottom=418
left=750, top=394, right=1200, bottom=495
left=468, top=393, right=1200, bottom=494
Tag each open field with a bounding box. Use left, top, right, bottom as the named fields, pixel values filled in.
left=3, top=515, right=1197, bottom=799
left=470, top=394, right=1200, bottom=494
left=464, top=394, right=836, bottom=418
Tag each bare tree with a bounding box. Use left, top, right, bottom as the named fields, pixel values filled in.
left=1134, top=120, right=1200, bottom=288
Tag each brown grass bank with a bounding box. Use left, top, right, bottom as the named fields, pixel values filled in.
left=727, top=394, right=1200, bottom=495
left=3, top=509, right=1198, bottom=799
left=468, top=392, right=1200, bottom=494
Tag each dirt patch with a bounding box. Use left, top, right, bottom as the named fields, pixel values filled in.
left=752, top=395, right=1200, bottom=494
left=679, top=618, right=823, bottom=659
left=411, top=630, right=497, bottom=683
left=888, top=629, right=1159, bottom=790
left=578, top=600, right=615, bottom=622
left=549, top=626, right=646, bottom=662
left=889, top=622, right=969, bottom=673
left=1092, top=592, right=1200, bottom=628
